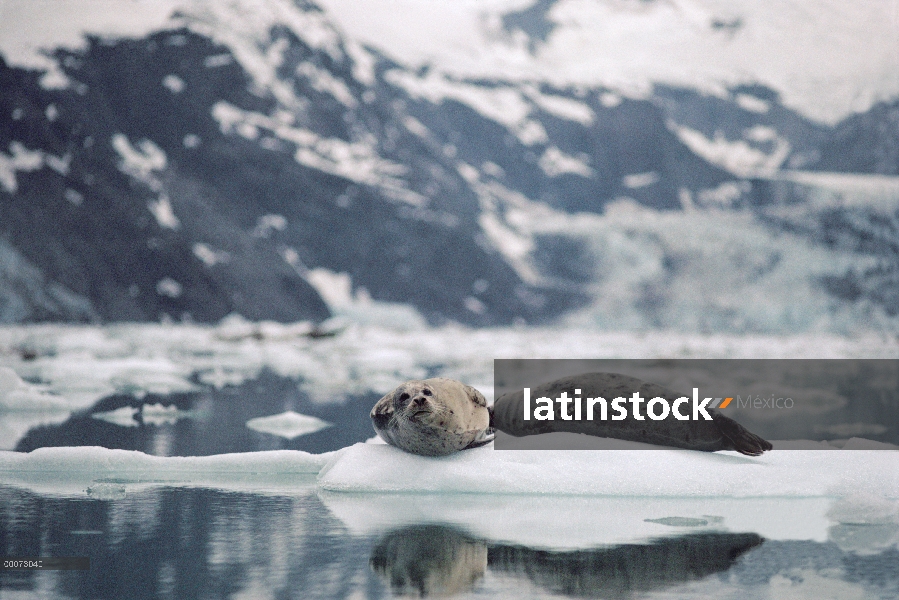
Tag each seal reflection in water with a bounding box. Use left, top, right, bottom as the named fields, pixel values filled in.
left=372, top=373, right=772, bottom=457
left=370, top=525, right=487, bottom=597
left=370, top=523, right=763, bottom=598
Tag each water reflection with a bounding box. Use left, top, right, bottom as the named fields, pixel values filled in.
left=0, top=485, right=381, bottom=600
left=2, top=484, right=898, bottom=599
left=370, top=525, right=487, bottom=597
left=369, top=525, right=763, bottom=598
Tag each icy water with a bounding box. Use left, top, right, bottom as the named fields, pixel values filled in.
left=2, top=376, right=898, bottom=599
left=3, top=481, right=898, bottom=600
left=2, top=324, right=898, bottom=598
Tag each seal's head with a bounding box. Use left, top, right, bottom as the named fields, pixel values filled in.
left=371, top=378, right=493, bottom=457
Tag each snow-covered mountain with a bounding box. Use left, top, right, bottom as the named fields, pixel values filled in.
left=1, top=0, right=898, bottom=330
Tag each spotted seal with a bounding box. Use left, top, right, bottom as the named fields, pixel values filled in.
left=370, top=377, right=494, bottom=457
left=372, top=373, right=772, bottom=457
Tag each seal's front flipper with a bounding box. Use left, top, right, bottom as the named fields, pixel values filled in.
left=713, top=413, right=773, bottom=456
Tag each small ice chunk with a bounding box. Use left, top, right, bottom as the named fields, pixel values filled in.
left=86, top=482, right=127, bottom=500
left=644, top=517, right=709, bottom=527
left=245, top=411, right=331, bottom=439
left=141, top=403, right=191, bottom=426
left=0, top=366, right=25, bottom=393
left=92, top=406, right=139, bottom=427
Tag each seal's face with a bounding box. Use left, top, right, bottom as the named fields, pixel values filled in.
left=371, top=378, right=493, bottom=457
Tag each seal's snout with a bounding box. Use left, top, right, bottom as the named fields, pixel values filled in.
left=407, top=387, right=433, bottom=408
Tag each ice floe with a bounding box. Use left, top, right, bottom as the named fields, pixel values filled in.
left=92, top=405, right=139, bottom=427
left=316, top=443, right=899, bottom=498
left=245, top=411, right=332, bottom=439
left=2, top=443, right=895, bottom=500
left=0, top=446, right=328, bottom=492
left=2, top=442, right=897, bottom=551
left=140, top=403, right=195, bottom=426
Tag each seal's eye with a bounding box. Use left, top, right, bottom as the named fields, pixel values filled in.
left=422, top=389, right=432, bottom=396
left=398, top=393, right=410, bottom=402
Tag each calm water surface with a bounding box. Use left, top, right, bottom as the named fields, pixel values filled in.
left=2, top=374, right=898, bottom=599
left=2, top=484, right=898, bottom=599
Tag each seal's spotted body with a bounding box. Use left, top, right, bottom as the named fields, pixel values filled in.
left=372, top=374, right=772, bottom=457
left=370, top=378, right=494, bottom=457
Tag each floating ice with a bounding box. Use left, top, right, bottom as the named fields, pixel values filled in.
left=317, top=443, right=899, bottom=498
left=4, top=444, right=894, bottom=500
left=0, top=446, right=328, bottom=487
left=86, top=482, right=127, bottom=500
left=0, top=322, right=896, bottom=451
left=644, top=517, right=713, bottom=527
left=91, top=406, right=139, bottom=427
left=0, top=367, right=75, bottom=448
left=0, top=365, right=24, bottom=393
left=0, top=368, right=73, bottom=413
left=141, top=403, right=194, bottom=426
left=2, top=444, right=897, bottom=550
left=245, top=411, right=332, bottom=439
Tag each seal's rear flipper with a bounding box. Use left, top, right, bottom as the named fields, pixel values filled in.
left=714, top=413, right=773, bottom=456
